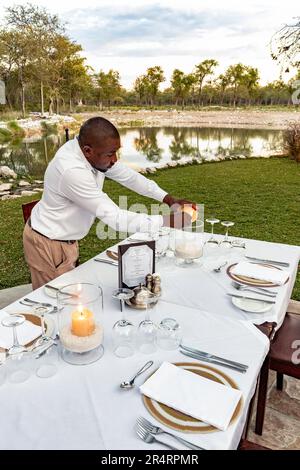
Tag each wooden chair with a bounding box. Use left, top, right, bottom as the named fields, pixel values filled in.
left=22, top=200, right=39, bottom=224
left=255, top=300, right=300, bottom=435
left=238, top=439, right=271, bottom=450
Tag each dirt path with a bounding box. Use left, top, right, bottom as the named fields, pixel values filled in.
left=80, top=108, right=300, bottom=129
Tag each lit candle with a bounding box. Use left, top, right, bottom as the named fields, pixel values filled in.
left=71, top=304, right=95, bottom=337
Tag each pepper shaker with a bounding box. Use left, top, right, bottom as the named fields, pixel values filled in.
left=146, top=273, right=153, bottom=292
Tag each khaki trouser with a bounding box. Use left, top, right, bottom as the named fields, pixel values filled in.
left=23, top=222, right=79, bottom=290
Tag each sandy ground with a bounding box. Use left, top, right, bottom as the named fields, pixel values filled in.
left=81, top=108, right=300, bottom=130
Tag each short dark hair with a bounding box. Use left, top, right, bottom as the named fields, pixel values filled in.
left=78, top=117, right=119, bottom=146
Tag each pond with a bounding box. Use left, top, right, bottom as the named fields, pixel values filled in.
left=0, top=126, right=283, bottom=179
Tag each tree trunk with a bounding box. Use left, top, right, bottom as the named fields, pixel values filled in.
left=69, top=97, right=73, bottom=113
left=40, top=81, right=44, bottom=115
left=21, top=83, right=26, bottom=118
left=49, top=96, right=54, bottom=115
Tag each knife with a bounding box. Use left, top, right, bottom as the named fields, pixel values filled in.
left=180, top=350, right=247, bottom=373
left=227, top=292, right=276, bottom=304
left=245, top=256, right=290, bottom=267
left=94, top=258, right=118, bottom=266
left=180, top=344, right=248, bottom=370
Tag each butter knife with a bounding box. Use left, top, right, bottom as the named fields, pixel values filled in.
left=180, top=350, right=247, bottom=373
left=245, top=256, right=290, bottom=267
left=180, top=344, right=248, bottom=370
left=227, top=292, right=276, bottom=304
left=94, top=258, right=118, bottom=266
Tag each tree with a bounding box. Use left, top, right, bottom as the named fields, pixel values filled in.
left=96, top=70, right=122, bottom=109
left=171, top=69, right=196, bottom=108
left=144, top=66, right=165, bottom=106
left=5, top=3, right=64, bottom=115
left=271, top=17, right=300, bottom=71
left=194, top=59, right=218, bottom=105
left=224, top=63, right=248, bottom=106
left=243, top=66, right=260, bottom=105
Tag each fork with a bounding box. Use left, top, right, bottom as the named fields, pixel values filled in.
left=135, top=423, right=178, bottom=450
left=20, top=298, right=57, bottom=312
left=232, top=281, right=277, bottom=297
left=137, top=416, right=205, bottom=450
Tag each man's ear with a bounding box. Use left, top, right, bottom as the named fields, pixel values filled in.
left=82, top=145, right=92, bottom=156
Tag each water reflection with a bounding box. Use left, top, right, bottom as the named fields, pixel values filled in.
left=0, top=126, right=283, bottom=178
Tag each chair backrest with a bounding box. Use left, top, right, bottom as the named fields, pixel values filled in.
left=22, top=200, right=39, bottom=224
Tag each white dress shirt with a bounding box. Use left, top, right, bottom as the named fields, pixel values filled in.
left=31, top=137, right=167, bottom=240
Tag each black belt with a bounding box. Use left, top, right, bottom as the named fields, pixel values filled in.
left=27, top=217, right=77, bottom=244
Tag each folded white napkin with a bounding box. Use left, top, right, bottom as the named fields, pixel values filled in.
left=0, top=311, right=42, bottom=350
left=232, top=261, right=289, bottom=285
left=140, top=362, right=242, bottom=431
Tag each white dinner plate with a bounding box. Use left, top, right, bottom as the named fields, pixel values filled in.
left=232, top=296, right=273, bottom=313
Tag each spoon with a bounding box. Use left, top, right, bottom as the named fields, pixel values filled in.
left=213, top=261, right=228, bottom=272
left=120, top=360, right=154, bottom=390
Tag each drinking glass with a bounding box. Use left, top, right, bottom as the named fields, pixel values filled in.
left=137, top=293, right=158, bottom=354
left=112, top=288, right=135, bottom=358
left=1, top=314, right=26, bottom=355
left=220, top=221, right=235, bottom=247
left=6, top=351, right=32, bottom=384
left=205, top=217, right=220, bottom=246
left=156, top=318, right=182, bottom=350
left=35, top=341, right=59, bottom=378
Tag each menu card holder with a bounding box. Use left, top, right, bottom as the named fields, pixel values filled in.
left=118, top=241, right=156, bottom=289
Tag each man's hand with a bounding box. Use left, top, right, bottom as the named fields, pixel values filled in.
left=163, top=194, right=197, bottom=211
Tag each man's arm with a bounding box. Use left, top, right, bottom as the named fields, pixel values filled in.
left=106, top=162, right=197, bottom=212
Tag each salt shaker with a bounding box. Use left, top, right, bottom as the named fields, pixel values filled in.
left=152, top=274, right=161, bottom=295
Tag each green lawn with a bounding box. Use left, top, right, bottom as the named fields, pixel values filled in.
left=0, top=157, right=299, bottom=299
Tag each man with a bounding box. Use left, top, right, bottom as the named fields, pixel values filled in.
left=23, top=117, right=196, bottom=289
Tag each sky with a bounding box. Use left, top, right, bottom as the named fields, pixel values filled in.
left=0, top=0, right=299, bottom=88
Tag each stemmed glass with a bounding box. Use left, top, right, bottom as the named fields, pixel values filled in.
left=205, top=217, right=220, bottom=245
left=112, top=288, right=135, bottom=358
left=137, top=292, right=158, bottom=354
left=220, top=221, right=235, bottom=247
left=32, top=305, right=54, bottom=346
left=1, top=314, right=26, bottom=355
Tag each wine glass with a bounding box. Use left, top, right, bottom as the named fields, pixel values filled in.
left=137, top=292, right=159, bottom=354
left=205, top=217, right=220, bottom=245
left=1, top=314, right=26, bottom=355
left=220, top=221, right=235, bottom=247
left=112, top=288, right=135, bottom=358
left=32, top=305, right=53, bottom=346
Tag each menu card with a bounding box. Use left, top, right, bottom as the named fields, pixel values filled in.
left=118, top=241, right=155, bottom=288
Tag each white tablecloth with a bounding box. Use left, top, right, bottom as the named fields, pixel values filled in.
left=0, top=233, right=299, bottom=450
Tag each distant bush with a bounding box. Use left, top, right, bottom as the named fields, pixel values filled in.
left=283, top=121, right=300, bottom=162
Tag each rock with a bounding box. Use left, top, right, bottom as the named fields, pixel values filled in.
left=20, top=190, right=37, bottom=196
left=19, top=180, right=31, bottom=187
left=0, top=183, right=12, bottom=191
left=1, top=194, right=21, bottom=200
left=0, top=166, right=17, bottom=179
left=146, top=168, right=157, bottom=174
left=34, top=180, right=43, bottom=184
left=0, top=191, right=10, bottom=196
left=33, top=188, right=43, bottom=192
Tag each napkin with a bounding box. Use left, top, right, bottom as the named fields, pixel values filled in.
left=232, top=262, right=289, bottom=285
left=140, top=362, right=242, bottom=431
left=0, top=311, right=42, bottom=350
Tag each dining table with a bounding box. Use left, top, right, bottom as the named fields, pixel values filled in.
left=0, top=231, right=299, bottom=450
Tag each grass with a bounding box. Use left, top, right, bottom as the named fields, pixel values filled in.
left=0, top=157, right=299, bottom=299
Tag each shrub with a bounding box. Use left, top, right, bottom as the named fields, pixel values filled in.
left=283, top=121, right=300, bottom=162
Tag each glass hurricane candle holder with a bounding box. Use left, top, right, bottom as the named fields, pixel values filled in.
left=174, top=221, right=204, bottom=267
left=57, top=283, right=104, bottom=365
